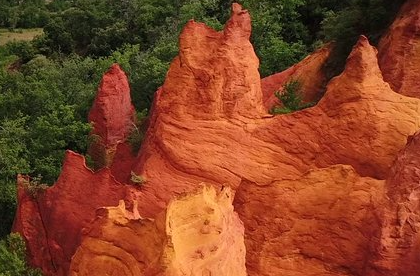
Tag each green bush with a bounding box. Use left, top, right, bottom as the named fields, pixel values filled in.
left=127, top=109, right=148, bottom=154
left=0, top=0, right=49, bottom=29
left=0, top=182, right=17, bottom=239
left=0, top=233, right=43, bottom=276
left=130, top=171, right=146, bottom=185
left=270, top=79, right=314, bottom=114
left=4, top=41, right=36, bottom=63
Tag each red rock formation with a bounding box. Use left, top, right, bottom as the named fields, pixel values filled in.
left=109, top=142, right=138, bottom=183
left=378, top=0, right=420, bottom=97
left=234, top=165, right=385, bottom=276
left=233, top=131, right=420, bottom=276
left=13, top=151, right=132, bottom=275
left=69, top=200, right=164, bottom=276
left=88, top=64, right=135, bottom=147
left=367, top=131, right=420, bottom=276
left=132, top=34, right=420, bottom=218
left=88, top=64, right=137, bottom=174
left=261, top=44, right=332, bottom=110
left=13, top=176, right=54, bottom=274
left=156, top=3, right=265, bottom=120
left=69, top=186, right=246, bottom=276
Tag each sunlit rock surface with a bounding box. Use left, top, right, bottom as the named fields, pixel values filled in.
left=368, top=131, right=420, bottom=276
left=69, top=186, right=246, bottom=276
left=132, top=34, right=420, bottom=218
left=234, top=165, right=384, bottom=276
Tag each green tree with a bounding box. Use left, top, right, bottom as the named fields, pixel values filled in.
left=320, top=0, right=406, bottom=77
left=270, top=79, right=314, bottom=114
left=0, top=182, right=17, bottom=239
left=0, top=233, right=43, bottom=276
left=239, top=0, right=310, bottom=76
left=0, top=116, right=30, bottom=182
left=0, top=0, right=48, bottom=29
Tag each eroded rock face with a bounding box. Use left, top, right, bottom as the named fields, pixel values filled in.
left=234, top=165, right=385, bottom=276
left=13, top=64, right=141, bottom=274
left=378, top=0, right=420, bottom=97
left=88, top=64, right=136, bottom=171
left=233, top=129, right=420, bottom=276
left=132, top=34, right=420, bottom=219
left=69, top=186, right=246, bottom=276
left=368, top=131, right=420, bottom=276
left=13, top=152, right=132, bottom=275
left=13, top=176, right=53, bottom=274
left=261, top=44, right=332, bottom=110
left=69, top=200, right=164, bottom=276
left=156, top=3, right=265, bottom=120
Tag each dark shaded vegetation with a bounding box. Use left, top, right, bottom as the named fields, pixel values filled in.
left=0, top=233, right=43, bottom=276
left=0, top=0, right=407, bottom=271
left=0, top=0, right=49, bottom=29
left=320, top=0, right=406, bottom=78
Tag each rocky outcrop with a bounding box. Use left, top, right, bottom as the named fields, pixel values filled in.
left=155, top=3, right=266, bottom=120
left=69, top=186, right=246, bottom=276
left=368, top=131, right=420, bottom=276
left=233, top=130, right=420, bottom=276
left=378, top=0, right=420, bottom=97
left=13, top=176, right=53, bottom=274
left=234, top=165, right=385, bottom=276
left=13, top=64, right=141, bottom=274
left=261, top=44, right=332, bottom=110
left=13, top=152, right=132, bottom=275
left=88, top=64, right=137, bottom=173
left=132, top=34, right=420, bottom=218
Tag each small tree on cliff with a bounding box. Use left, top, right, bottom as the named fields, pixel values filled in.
left=270, top=79, right=314, bottom=114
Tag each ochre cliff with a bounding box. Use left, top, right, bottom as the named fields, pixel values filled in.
left=69, top=186, right=246, bottom=276
left=131, top=33, right=420, bottom=218
left=12, top=2, right=420, bottom=276
left=87, top=64, right=137, bottom=181
left=369, top=131, right=420, bottom=276
left=13, top=152, right=130, bottom=275
left=234, top=165, right=385, bottom=276
left=88, top=64, right=135, bottom=148
left=378, top=0, right=420, bottom=97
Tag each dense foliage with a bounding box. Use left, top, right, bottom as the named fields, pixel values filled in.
left=0, top=233, right=43, bottom=276
left=0, top=0, right=49, bottom=29
left=0, top=0, right=406, bottom=271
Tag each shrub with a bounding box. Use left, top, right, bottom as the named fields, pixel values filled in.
left=0, top=233, right=43, bottom=276
left=21, top=175, right=48, bottom=199
left=4, top=41, right=36, bottom=63
left=130, top=171, right=146, bottom=185
left=127, top=109, right=148, bottom=154
left=270, top=79, right=314, bottom=115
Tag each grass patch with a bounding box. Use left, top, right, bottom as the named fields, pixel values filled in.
left=0, top=28, right=43, bottom=46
